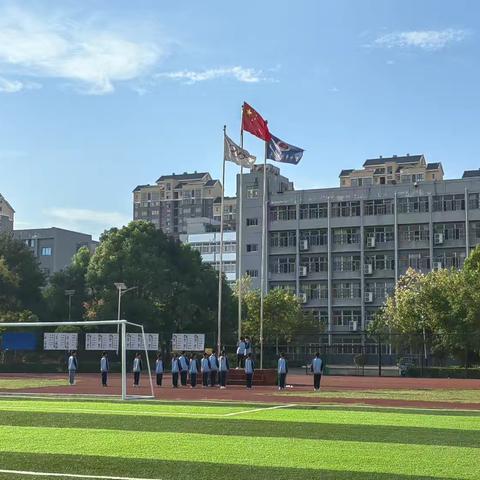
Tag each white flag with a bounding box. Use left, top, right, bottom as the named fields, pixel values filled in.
left=224, top=133, right=256, bottom=168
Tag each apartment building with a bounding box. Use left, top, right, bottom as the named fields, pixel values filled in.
left=13, top=227, right=98, bottom=277
left=133, top=171, right=231, bottom=238
left=239, top=156, right=480, bottom=338
left=0, top=194, right=14, bottom=234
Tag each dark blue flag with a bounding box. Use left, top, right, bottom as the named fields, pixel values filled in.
left=267, top=134, right=304, bottom=165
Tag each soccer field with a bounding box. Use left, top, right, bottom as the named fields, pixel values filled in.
left=0, top=398, right=479, bottom=480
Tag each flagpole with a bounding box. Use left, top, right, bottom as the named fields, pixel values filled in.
left=217, top=126, right=227, bottom=354
left=259, top=138, right=268, bottom=370
left=238, top=123, right=244, bottom=343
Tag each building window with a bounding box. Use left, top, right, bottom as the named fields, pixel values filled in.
left=41, top=247, right=52, bottom=256
left=247, top=185, right=259, bottom=199
left=300, top=203, right=328, bottom=219
left=332, top=309, right=361, bottom=326
left=301, top=255, right=328, bottom=273
left=271, top=283, right=296, bottom=294
left=399, top=224, right=429, bottom=242
left=365, top=226, right=394, bottom=244
left=270, top=205, right=296, bottom=221
left=270, top=257, right=296, bottom=274
left=331, top=201, right=361, bottom=217
left=270, top=231, right=296, bottom=248
left=301, top=283, right=328, bottom=300
left=365, top=254, right=395, bottom=271
left=246, top=218, right=258, bottom=226
left=364, top=199, right=394, bottom=215
left=365, top=281, right=394, bottom=301
left=332, top=228, right=360, bottom=245
left=433, top=194, right=465, bottom=212
left=333, top=255, right=361, bottom=272
left=333, top=282, right=361, bottom=299
left=300, top=229, right=328, bottom=246
left=433, top=223, right=465, bottom=241
left=246, top=244, right=258, bottom=253
left=468, top=193, right=479, bottom=209
left=397, top=196, right=429, bottom=213
left=399, top=253, right=430, bottom=271
left=246, top=269, right=258, bottom=278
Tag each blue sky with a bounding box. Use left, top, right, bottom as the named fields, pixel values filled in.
left=1, top=0, right=479, bottom=239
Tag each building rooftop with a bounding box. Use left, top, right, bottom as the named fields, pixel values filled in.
left=339, top=169, right=354, bottom=177
left=426, top=162, right=442, bottom=170
left=363, top=154, right=424, bottom=167
left=204, top=179, right=219, bottom=187
left=132, top=184, right=151, bottom=192
left=462, top=169, right=480, bottom=178
left=156, top=172, right=209, bottom=183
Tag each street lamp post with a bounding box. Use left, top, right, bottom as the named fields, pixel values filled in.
left=114, top=283, right=138, bottom=354
left=65, top=290, right=75, bottom=321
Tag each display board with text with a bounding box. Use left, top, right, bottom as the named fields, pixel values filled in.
left=125, top=333, right=159, bottom=351
left=43, top=333, right=78, bottom=351
left=171, top=333, right=205, bottom=351
left=85, top=333, right=119, bottom=351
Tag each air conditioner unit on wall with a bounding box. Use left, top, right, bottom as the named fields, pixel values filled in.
left=434, top=233, right=444, bottom=245
left=300, top=239, right=309, bottom=251
left=364, top=264, right=373, bottom=275
left=367, top=237, right=376, bottom=248
left=433, top=262, right=443, bottom=270
left=364, top=292, right=374, bottom=303
left=299, top=265, right=308, bottom=277
left=298, top=293, right=307, bottom=303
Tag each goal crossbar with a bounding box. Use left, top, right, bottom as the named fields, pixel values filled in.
left=0, top=319, right=154, bottom=401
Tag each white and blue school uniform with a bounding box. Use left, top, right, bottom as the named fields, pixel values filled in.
left=179, top=355, right=189, bottom=386
left=68, top=355, right=77, bottom=385
left=209, top=354, right=219, bottom=386
left=277, top=357, right=288, bottom=389
left=189, top=358, right=198, bottom=387
left=171, top=358, right=180, bottom=387
left=218, top=354, right=229, bottom=388
left=133, top=357, right=142, bottom=386
left=155, top=359, right=164, bottom=386
left=100, top=356, right=109, bottom=386
left=311, top=357, right=323, bottom=391
left=245, top=357, right=254, bottom=388
left=201, top=357, right=211, bottom=387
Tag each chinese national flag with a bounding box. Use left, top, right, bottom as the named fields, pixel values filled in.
left=242, top=102, right=271, bottom=142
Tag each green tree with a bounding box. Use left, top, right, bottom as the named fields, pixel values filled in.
left=44, top=247, right=92, bottom=322
left=0, top=234, right=44, bottom=323
left=84, top=221, right=235, bottom=340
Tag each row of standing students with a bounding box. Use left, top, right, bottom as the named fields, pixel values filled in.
left=69, top=351, right=324, bottom=391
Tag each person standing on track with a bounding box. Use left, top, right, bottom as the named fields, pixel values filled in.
left=100, top=351, right=109, bottom=387
left=155, top=353, right=164, bottom=387
left=209, top=350, right=219, bottom=387
left=218, top=350, right=229, bottom=389
left=245, top=353, right=254, bottom=389
left=311, top=352, right=324, bottom=391
left=178, top=351, right=189, bottom=387
left=189, top=353, right=198, bottom=388
left=236, top=337, right=246, bottom=369
left=201, top=352, right=210, bottom=387
left=277, top=353, right=288, bottom=390
left=133, top=352, right=143, bottom=388
left=67, top=351, right=78, bottom=386
left=171, top=353, right=180, bottom=388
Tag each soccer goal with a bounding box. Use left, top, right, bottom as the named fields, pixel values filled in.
left=0, top=319, right=154, bottom=400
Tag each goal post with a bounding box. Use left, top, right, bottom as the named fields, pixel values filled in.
left=0, top=319, right=155, bottom=401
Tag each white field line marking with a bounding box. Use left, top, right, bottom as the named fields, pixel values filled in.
left=0, top=469, right=162, bottom=480
left=222, top=403, right=297, bottom=416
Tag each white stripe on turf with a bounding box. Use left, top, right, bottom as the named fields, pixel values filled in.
left=222, top=403, right=296, bottom=416
left=0, top=470, right=161, bottom=480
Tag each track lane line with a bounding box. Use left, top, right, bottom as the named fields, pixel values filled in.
left=0, top=469, right=162, bottom=480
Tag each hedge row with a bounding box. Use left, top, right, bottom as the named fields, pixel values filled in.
left=407, top=367, right=480, bottom=379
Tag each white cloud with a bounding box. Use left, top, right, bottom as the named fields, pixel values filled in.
left=43, top=207, right=131, bottom=239
left=0, top=76, right=42, bottom=93
left=156, top=66, right=271, bottom=84
left=0, top=6, right=162, bottom=94
left=374, top=29, right=469, bottom=51
left=329, top=86, right=340, bottom=93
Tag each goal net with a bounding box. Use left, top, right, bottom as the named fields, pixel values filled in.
left=0, top=320, right=154, bottom=400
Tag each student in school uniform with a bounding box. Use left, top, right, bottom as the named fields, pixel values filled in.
left=100, top=351, right=109, bottom=387
left=68, top=351, right=78, bottom=386
left=171, top=353, right=180, bottom=388
left=189, top=354, right=198, bottom=388
left=209, top=350, right=219, bottom=387
left=201, top=352, right=211, bottom=387
left=236, top=338, right=246, bottom=369
left=311, top=352, right=324, bottom=391
left=244, top=337, right=252, bottom=356
left=244, top=353, right=254, bottom=389
left=178, top=351, right=189, bottom=387
left=133, top=352, right=143, bottom=388
left=218, top=350, right=229, bottom=389
left=277, top=353, right=288, bottom=390
left=155, top=353, right=164, bottom=387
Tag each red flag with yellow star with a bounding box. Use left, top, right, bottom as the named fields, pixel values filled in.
left=242, top=102, right=271, bottom=142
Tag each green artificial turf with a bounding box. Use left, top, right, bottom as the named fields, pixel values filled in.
left=0, top=398, right=479, bottom=480
left=274, top=388, right=480, bottom=403
left=0, top=378, right=66, bottom=390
